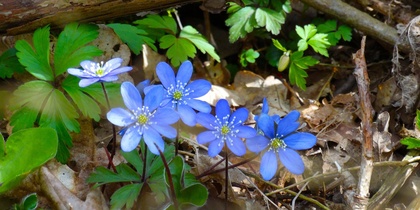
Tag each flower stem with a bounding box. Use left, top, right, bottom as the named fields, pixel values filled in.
left=100, top=82, right=117, bottom=170
left=154, top=143, right=179, bottom=210
left=225, top=151, right=228, bottom=210
left=141, top=143, right=147, bottom=183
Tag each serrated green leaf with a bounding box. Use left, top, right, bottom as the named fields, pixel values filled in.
left=121, top=150, right=143, bottom=173
left=317, top=20, right=337, bottom=33
left=0, top=128, right=57, bottom=194
left=180, top=26, right=220, bottom=62
left=62, top=76, right=101, bottom=121
left=401, top=137, right=420, bottom=149
left=15, top=26, right=53, bottom=81
left=110, top=183, right=143, bottom=210
left=54, top=23, right=102, bottom=76
left=337, top=25, right=352, bottom=41
left=307, top=33, right=330, bottom=57
left=134, top=14, right=178, bottom=34
left=225, top=6, right=257, bottom=43
left=87, top=165, right=140, bottom=186
left=288, top=51, right=319, bottom=90
left=255, top=7, right=285, bottom=35
left=108, top=23, right=156, bottom=55
left=0, top=48, right=25, bottom=78
left=240, top=49, right=259, bottom=66
left=159, top=35, right=196, bottom=67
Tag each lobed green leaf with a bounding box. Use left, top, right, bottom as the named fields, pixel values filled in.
left=108, top=23, right=156, bottom=55
left=225, top=6, right=257, bottom=43
left=159, top=34, right=196, bottom=67
left=134, top=14, right=178, bottom=34
left=0, top=48, right=25, bottom=79
left=180, top=26, right=220, bottom=62
left=255, top=7, right=285, bottom=35
left=110, top=183, right=143, bottom=210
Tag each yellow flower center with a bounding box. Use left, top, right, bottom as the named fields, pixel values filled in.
left=221, top=125, right=230, bottom=135
left=173, top=90, right=183, bottom=100
left=96, top=68, right=105, bottom=76
left=271, top=138, right=286, bottom=149
left=138, top=114, right=148, bottom=125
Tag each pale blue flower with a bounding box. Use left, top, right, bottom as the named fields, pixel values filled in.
left=196, top=99, right=256, bottom=157
left=246, top=111, right=316, bottom=180
left=68, top=58, right=132, bottom=87
left=154, top=61, right=211, bottom=126
left=107, top=82, right=179, bottom=154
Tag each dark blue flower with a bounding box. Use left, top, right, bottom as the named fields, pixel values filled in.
left=107, top=82, right=179, bottom=154
left=246, top=111, right=316, bottom=180
left=155, top=61, right=211, bottom=126
left=68, top=58, right=132, bottom=87
left=196, top=99, right=256, bottom=157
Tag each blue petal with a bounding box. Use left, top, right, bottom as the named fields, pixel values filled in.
left=277, top=111, right=300, bottom=137
left=226, top=136, right=246, bottom=156
left=80, top=60, right=96, bottom=70
left=208, top=139, right=224, bottom=157
left=185, top=79, right=211, bottom=98
left=104, top=58, right=123, bottom=70
left=178, top=104, right=197, bottom=126
left=152, top=107, right=179, bottom=125
left=246, top=135, right=269, bottom=153
left=144, top=86, right=164, bottom=111
left=120, top=126, right=142, bottom=152
left=230, top=107, right=248, bottom=125
left=107, top=108, right=136, bottom=126
left=143, top=127, right=165, bottom=155
left=236, top=125, right=257, bottom=138
left=216, top=99, right=230, bottom=124
left=196, top=112, right=217, bottom=130
left=156, top=62, right=176, bottom=89
left=121, top=82, right=143, bottom=111
left=262, top=98, right=269, bottom=114
left=197, top=130, right=217, bottom=144
left=278, top=148, right=305, bottom=175
left=151, top=124, right=177, bottom=138
left=260, top=150, right=278, bottom=180
left=258, top=114, right=275, bottom=138
left=99, top=75, right=118, bottom=82
left=68, top=68, right=88, bottom=77
left=136, top=80, right=150, bottom=95
left=107, top=66, right=133, bottom=76
left=79, top=78, right=99, bottom=87
left=186, top=99, right=211, bottom=113
left=176, top=60, right=193, bottom=85
left=284, top=132, right=317, bottom=150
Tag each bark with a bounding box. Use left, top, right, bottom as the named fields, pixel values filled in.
left=0, top=0, right=199, bottom=36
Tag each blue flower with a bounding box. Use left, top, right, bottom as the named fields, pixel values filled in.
left=246, top=111, right=316, bottom=180
left=155, top=61, right=211, bottom=126
left=255, top=98, right=280, bottom=123
left=68, top=58, right=132, bottom=87
left=107, top=82, right=179, bottom=154
left=196, top=99, right=256, bottom=157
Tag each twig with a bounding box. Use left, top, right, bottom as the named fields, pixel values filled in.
left=352, top=36, right=374, bottom=209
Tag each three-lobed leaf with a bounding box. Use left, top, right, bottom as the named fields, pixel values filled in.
left=296, top=24, right=331, bottom=57
left=180, top=26, right=220, bottom=63
left=54, top=23, right=102, bottom=76
left=15, top=26, right=53, bottom=81
left=226, top=6, right=257, bottom=43
left=134, top=14, right=178, bottom=34
left=255, top=7, right=285, bottom=35
left=110, top=183, right=143, bottom=210
left=0, top=48, right=25, bottom=78
left=108, top=23, right=156, bottom=55
left=159, top=34, right=196, bottom=67
left=288, top=51, right=319, bottom=90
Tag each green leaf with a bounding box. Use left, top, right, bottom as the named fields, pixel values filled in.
left=272, top=39, right=287, bottom=52
left=79, top=81, right=122, bottom=108
left=121, top=150, right=143, bottom=173
left=288, top=51, right=319, bottom=90
left=416, top=110, right=420, bottom=130
left=15, top=26, right=53, bottom=81
left=239, top=49, right=259, bottom=66
left=110, top=183, right=143, bottom=210
left=9, top=107, right=38, bottom=132
left=307, top=33, right=330, bottom=57
left=108, top=23, right=156, bottom=55
left=62, top=76, right=102, bottom=121
left=0, top=133, right=4, bottom=158
left=87, top=164, right=141, bottom=186
left=180, top=26, right=220, bottom=62
left=54, top=23, right=102, bottom=76
left=225, top=6, right=257, bottom=43
left=317, top=20, right=337, bottom=33
left=20, top=193, right=38, bottom=210
left=0, top=48, right=25, bottom=78
left=159, top=34, right=196, bottom=67
left=10, top=80, right=54, bottom=114
left=337, top=25, right=352, bottom=41
left=134, top=14, right=178, bottom=34
left=0, top=128, right=58, bottom=194
left=255, top=7, right=285, bottom=35
left=401, top=137, right=420, bottom=149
